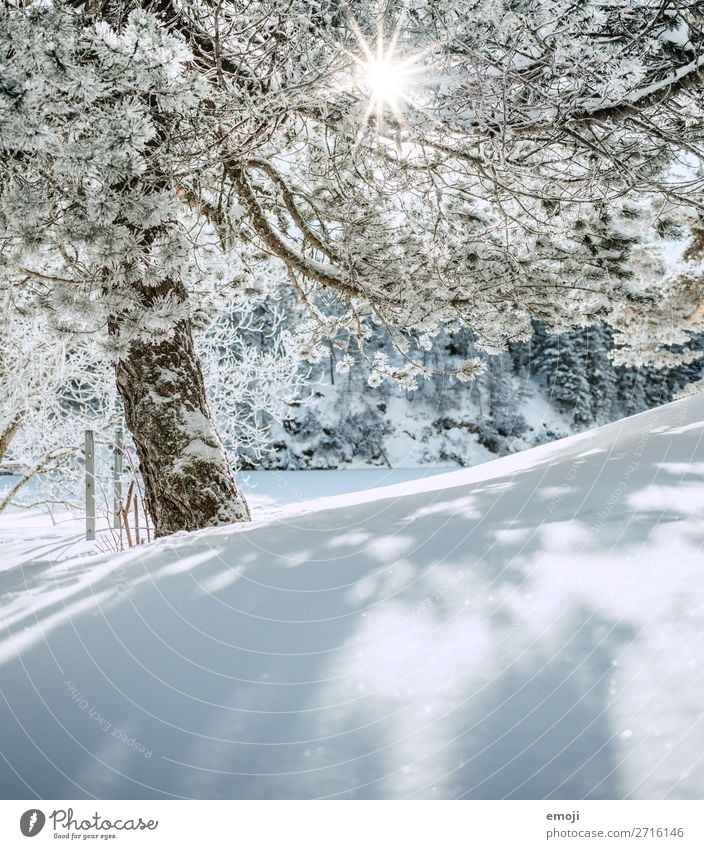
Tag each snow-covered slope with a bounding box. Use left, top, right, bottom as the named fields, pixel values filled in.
left=1, top=396, right=703, bottom=800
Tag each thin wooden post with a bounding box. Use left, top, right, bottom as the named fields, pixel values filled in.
left=134, top=496, right=140, bottom=546
left=85, top=429, right=95, bottom=542
left=113, top=426, right=123, bottom=529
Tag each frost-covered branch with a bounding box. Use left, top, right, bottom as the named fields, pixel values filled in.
left=2, top=0, right=704, bottom=531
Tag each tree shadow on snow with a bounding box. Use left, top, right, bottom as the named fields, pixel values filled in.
left=0, top=399, right=703, bottom=799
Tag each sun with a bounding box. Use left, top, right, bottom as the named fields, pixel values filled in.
left=363, top=55, right=409, bottom=109
left=343, top=10, right=421, bottom=132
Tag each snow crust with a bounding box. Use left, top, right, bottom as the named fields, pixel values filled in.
left=1, top=396, right=703, bottom=799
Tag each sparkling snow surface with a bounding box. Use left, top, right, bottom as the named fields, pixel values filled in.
left=1, top=397, right=703, bottom=799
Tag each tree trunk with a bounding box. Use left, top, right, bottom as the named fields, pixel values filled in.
left=0, top=412, right=24, bottom=466
left=113, top=304, right=250, bottom=538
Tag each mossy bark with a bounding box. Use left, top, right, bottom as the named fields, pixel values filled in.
left=113, top=289, right=250, bottom=537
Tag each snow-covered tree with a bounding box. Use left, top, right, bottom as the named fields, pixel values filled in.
left=532, top=329, right=593, bottom=427
left=0, top=290, right=305, bottom=511
left=0, top=296, right=62, bottom=465
left=0, top=296, right=120, bottom=512
left=583, top=325, right=618, bottom=425
left=197, top=293, right=308, bottom=466
left=2, top=0, right=704, bottom=534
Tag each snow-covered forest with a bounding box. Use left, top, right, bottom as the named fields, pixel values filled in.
left=244, top=318, right=704, bottom=470
left=1, top=0, right=704, bottom=806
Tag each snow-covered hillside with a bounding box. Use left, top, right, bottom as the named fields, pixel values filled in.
left=242, top=323, right=704, bottom=472
left=1, top=396, right=703, bottom=800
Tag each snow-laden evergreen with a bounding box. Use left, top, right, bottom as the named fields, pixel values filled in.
left=2, top=1, right=704, bottom=531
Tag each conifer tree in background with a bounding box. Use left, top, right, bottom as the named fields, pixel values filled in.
left=477, top=355, right=528, bottom=454
left=530, top=326, right=595, bottom=426
left=2, top=1, right=704, bottom=534
left=583, top=325, right=618, bottom=425
left=617, top=368, right=650, bottom=418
